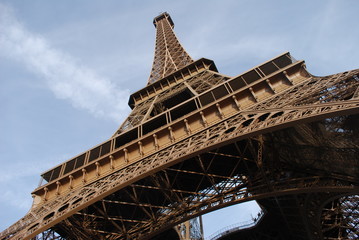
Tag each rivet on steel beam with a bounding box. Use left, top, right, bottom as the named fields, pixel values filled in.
left=95, top=162, right=100, bottom=177
left=43, top=187, right=49, bottom=202
left=184, top=119, right=191, bottom=134
left=153, top=134, right=159, bottom=149
left=138, top=141, right=144, bottom=156
left=123, top=148, right=129, bottom=163
left=216, top=103, right=224, bottom=118
left=168, top=127, right=175, bottom=142
left=249, top=87, right=258, bottom=101
left=265, top=79, right=276, bottom=93
left=82, top=168, right=87, bottom=184
left=232, top=95, right=241, bottom=110
left=109, top=155, right=114, bottom=170
left=283, top=70, right=293, bottom=84
left=200, top=111, right=207, bottom=126
left=69, top=175, right=74, bottom=189
left=56, top=181, right=61, bottom=195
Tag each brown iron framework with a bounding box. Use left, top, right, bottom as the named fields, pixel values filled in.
left=1, top=12, right=358, bottom=240
left=147, top=12, right=193, bottom=85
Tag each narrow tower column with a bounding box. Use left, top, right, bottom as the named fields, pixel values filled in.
left=148, top=12, right=193, bottom=84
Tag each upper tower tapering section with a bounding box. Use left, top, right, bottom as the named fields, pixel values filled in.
left=148, top=12, right=194, bottom=84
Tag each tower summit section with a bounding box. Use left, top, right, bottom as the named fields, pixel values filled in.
left=148, top=12, right=193, bottom=84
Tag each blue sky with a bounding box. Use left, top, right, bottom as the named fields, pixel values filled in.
left=0, top=0, right=358, bottom=237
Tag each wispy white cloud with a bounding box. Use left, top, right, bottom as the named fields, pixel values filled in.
left=0, top=4, right=130, bottom=121
left=1, top=189, right=31, bottom=210
left=0, top=161, right=40, bottom=184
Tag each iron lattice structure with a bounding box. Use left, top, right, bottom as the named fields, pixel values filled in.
left=1, top=12, right=359, bottom=240
left=147, top=12, right=193, bottom=85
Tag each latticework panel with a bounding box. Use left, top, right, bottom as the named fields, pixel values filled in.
left=321, top=195, right=359, bottom=240
left=2, top=67, right=359, bottom=240
left=252, top=71, right=359, bottom=110
left=117, top=70, right=229, bottom=133
left=148, top=13, right=193, bottom=84
left=187, top=70, right=229, bottom=94
left=2, top=11, right=359, bottom=239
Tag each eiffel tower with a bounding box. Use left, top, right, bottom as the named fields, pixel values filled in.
left=1, top=12, right=359, bottom=240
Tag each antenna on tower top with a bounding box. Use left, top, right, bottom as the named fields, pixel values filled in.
left=153, top=12, right=174, bottom=28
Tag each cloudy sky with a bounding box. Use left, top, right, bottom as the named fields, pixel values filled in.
left=0, top=0, right=358, bottom=237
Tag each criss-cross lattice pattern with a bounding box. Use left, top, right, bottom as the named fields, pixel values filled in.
left=116, top=70, right=228, bottom=133
left=2, top=69, right=359, bottom=240
left=148, top=13, right=193, bottom=84
left=1, top=13, right=359, bottom=240
left=321, top=195, right=359, bottom=239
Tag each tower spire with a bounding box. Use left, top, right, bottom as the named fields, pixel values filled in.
left=148, top=12, right=194, bottom=84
